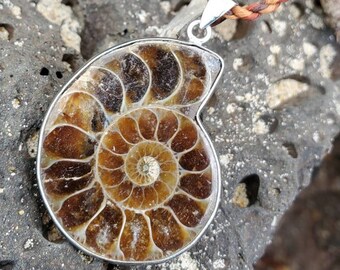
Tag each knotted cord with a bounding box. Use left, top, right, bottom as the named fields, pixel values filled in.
left=224, top=0, right=288, bottom=21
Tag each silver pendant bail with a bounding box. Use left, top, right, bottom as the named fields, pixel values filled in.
left=187, top=20, right=212, bottom=45
left=200, top=0, right=237, bottom=29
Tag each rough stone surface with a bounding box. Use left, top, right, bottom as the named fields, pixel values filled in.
left=0, top=0, right=340, bottom=269
left=36, top=0, right=81, bottom=52
left=320, top=44, right=340, bottom=80
left=266, top=79, right=315, bottom=109
left=321, top=0, right=340, bottom=42
left=255, top=134, right=340, bottom=270
left=213, top=19, right=238, bottom=41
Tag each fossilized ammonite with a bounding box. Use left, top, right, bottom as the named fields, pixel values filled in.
left=38, top=39, right=223, bottom=263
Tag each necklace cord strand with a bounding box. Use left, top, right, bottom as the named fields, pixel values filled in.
left=221, top=0, right=288, bottom=21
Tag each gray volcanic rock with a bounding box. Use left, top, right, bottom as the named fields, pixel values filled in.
left=0, top=0, right=340, bottom=269
left=255, top=134, right=340, bottom=270
left=321, top=0, right=340, bottom=42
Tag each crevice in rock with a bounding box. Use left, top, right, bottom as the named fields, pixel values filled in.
left=56, top=71, right=63, bottom=79
left=119, top=28, right=128, bottom=37
left=41, top=211, right=65, bottom=243
left=172, top=0, right=191, bottom=12
left=62, top=53, right=82, bottom=72
left=292, top=2, right=305, bottom=16
left=282, top=142, right=298, bottom=159
left=0, top=23, right=14, bottom=40
left=61, top=0, right=79, bottom=7
left=258, top=114, right=279, bottom=134
left=240, top=174, right=260, bottom=206
left=232, top=174, right=260, bottom=208
left=105, top=263, right=117, bottom=270
left=40, top=67, right=49, bottom=76
left=314, top=0, right=322, bottom=9
left=262, top=20, right=272, bottom=33
left=317, top=85, right=326, bottom=95
left=280, top=74, right=310, bottom=84
left=233, top=21, right=255, bottom=40
left=0, top=260, right=15, bottom=270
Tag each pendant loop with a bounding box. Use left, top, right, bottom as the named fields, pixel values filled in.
left=187, top=20, right=212, bottom=46
left=200, top=0, right=237, bottom=29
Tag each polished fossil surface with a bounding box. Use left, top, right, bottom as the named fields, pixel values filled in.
left=39, top=40, right=223, bottom=262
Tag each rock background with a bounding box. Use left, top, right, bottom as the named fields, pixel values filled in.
left=0, top=0, right=339, bottom=269
left=255, top=134, right=340, bottom=270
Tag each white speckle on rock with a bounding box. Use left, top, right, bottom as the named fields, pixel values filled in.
left=233, top=58, right=243, bottom=71
left=233, top=56, right=253, bottom=72
left=213, top=259, right=226, bottom=269
left=266, top=79, right=313, bottom=109
left=326, top=117, right=335, bottom=125
left=319, top=44, right=338, bottom=79
left=14, top=40, right=24, bottom=47
left=77, top=250, right=94, bottom=264
left=271, top=216, right=278, bottom=227
left=303, top=42, right=318, bottom=58
left=207, top=107, right=215, bottom=115
left=137, top=10, right=151, bottom=24
left=289, top=58, right=305, bottom=71
left=308, top=13, right=325, bottom=30
left=273, top=20, right=287, bottom=37
left=60, top=20, right=81, bottom=53
left=214, top=19, right=238, bottom=41
left=253, top=118, right=270, bottom=135
left=166, top=252, right=199, bottom=270
left=26, top=131, right=39, bottom=158
left=226, top=103, right=243, bottom=114
left=12, top=98, right=21, bottom=109
left=10, top=5, right=21, bottom=19
left=305, top=0, right=315, bottom=9
left=18, top=210, right=25, bottom=216
left=270, top=45, right=281, bottom=54
left=267, top=54, right=277, bottom=66
left=37, top=0, right=81, bottom=52
left=37, top=0, right=73, bottom=25
left=0, top=188, right=4, bottom=194
left=312, top=131, right=321, bottom=143
left=24, top=239, right=34, bottom=250
left=160, top=1, right=171, bottom=14
left=232, top=183, right=249, bottom=208
left=0, top=27, right=9, bottom=40
left=289, top=3, right=303, bottom=19
left=260, top=21, right=271, bottom=33
left=220, top=154, right=234, bottom=168
left=145, top=25, right=163, bottom=36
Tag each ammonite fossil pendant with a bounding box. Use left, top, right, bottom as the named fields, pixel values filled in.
left=37, top=38, right=224, bottom=264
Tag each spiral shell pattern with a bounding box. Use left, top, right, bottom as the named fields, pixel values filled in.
left=39, top=40, right=223, bottom=262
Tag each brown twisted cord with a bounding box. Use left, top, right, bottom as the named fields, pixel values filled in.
left=223, top=0, right=288, bottom=21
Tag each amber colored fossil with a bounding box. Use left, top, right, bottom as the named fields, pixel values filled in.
left=38, top=40, right=223, bottom=262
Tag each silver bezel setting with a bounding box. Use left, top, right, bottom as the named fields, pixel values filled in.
left=36, top=37, right=224, bottom=265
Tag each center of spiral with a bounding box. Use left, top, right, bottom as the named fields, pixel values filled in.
left=137, top=156, right=160, bottom=184
left=123, top=141, right=177, bottom=187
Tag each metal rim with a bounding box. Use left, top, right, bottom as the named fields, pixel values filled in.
left=187, top=20, right=212, bottom=45
left=36, top=37, right=224, bottom=266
